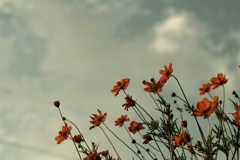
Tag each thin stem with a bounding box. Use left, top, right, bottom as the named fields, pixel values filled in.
left=65, top=119, right=91, bottom=151
left=102, top=123, right=142, bottom=160
left=99, top=126, right=121, bottom=159
left=57, top=108, right=82, bottom=160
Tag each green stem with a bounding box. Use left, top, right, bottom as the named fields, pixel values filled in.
left=103, top=123, right=142, bottom=160
left=99, top=126, right=121, bottom=159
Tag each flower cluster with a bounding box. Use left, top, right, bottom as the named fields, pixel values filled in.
left=52, top=63, right=240, bottom=160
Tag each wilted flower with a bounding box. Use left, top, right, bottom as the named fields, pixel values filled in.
left=122, top=95, right=135, bottom=111
left=174, top=131, right=191, bottom=147
left=143, top=135, right=152, bottom=144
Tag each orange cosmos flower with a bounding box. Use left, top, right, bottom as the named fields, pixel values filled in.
left=55, top=123, right=72, bottom=144
left=111, top=78, right=130, bottom=96
left=174, top=130, right=191, bottom=147
left=159, top=63, right=173, bottom=83
left=210, top=73, right=228, bottom=89
left=99, top=150, right=109, bottom=156
left=234, top=107, right=240, bottom=125
left=191, top=98, right=218, bottom=119
left=90, top=109, right=107, bottom=129
left=84, top=150, right=101, bottom=160
left=73, top=135, right=85, bottom=143
left=115, top=115, right=130, bottom=127
left=199, top=83, right=211, bottom=95
left=128, top=121, right=145, bottom=134
left=122, top=95, right=135, bottom=111
left=143, top=78, right=164, bottom=94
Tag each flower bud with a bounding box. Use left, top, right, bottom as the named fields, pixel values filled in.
left=137, top=150, right=141, bottom=154
left=181, top=120, right=188, bottom=127
left=53, top=101, right=60, bottom=108
left=132, top=139, right=136, bottom=144
left=168, top=114, right=174, bottom=120
left=232, top=90, right=236, bottom=95
left=173, top=100, right=177, bottom=104
left=171, top=92, right=176, bottom=97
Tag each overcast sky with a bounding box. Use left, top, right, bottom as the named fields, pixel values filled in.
left=0, top=0, right=240, bottom=160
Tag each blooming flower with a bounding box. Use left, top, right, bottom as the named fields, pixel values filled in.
left=73, top=135, right=85, bottom=143
left=111, top=78, right=130, bottom=96
left=99, top=150, right=109, bottom=156
left=234, top=107, right=240, bottom=125
left=143, top=78, right=164, bottom=94
left=199, top=83, right=211, bottom=95
left=90, top=109, right=107, bottom=129
left=55, top=123, right=72, bottom=144
left=115, top=115, right=130, bottom=127
left=159, top=63, right=173, bottom=83
left=122, top=95, right=135, bottom=111
left=174, top=131, right=191, bottom=147
left=128, top=121, right=145, bottom=134
left=143, top=135, right=152, bottom=144
left=210, top=73, right=228, bottom=89
left=191, top=97, right=218, bottom=119
left=84, top=150, right=101, bottom=160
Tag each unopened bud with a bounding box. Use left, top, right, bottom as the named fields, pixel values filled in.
left=137, top=150, right=141, bottom=154
left=53, top=101, right=60, bottom=108
left=171, top=92, right=176, bottom=97
left=169, top=114, right=174, bottom=120
left=132, top=139, right=136, bottom=144
left=181, top=120, right=188, bottom=127
left=62, top=117, right=66, bottom=121
left=173, top=100, right=177, bottom=104
left=232, top=91, right=236, bottom=95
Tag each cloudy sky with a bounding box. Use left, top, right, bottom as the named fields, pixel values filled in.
left=0, top=0, right=240, bottom=159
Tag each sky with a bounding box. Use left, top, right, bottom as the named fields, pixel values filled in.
left=0, top=0, right=240, bottom=159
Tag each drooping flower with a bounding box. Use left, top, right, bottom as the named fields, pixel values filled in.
left=99, top=150, right=109, bottom=156
left=128, top=121, right=145, bottom=134
left=191, top=98, right=218, bottom=119
left=122, top=95, right=135, bottom=110
left=174, top=131, right=191, bottom=147
left=210, top=73, right=228, bottom=89
left=73, top=135, right=85, bottom=143
left=115, top=115, right=130, bottom=127
left=143, top=135, right=152, bottom=144
left=159, top=63, right=173, bottom=83
left=111, top=78, right=130, bottom=96
left=84, top=150, right=101, bottom=160
left=55, top=123, right=72, bottom=144
left=199, top=83, right=211, bottom=95
left=90, top=109, right=107, bottom=129
left=143, top=78, right=164, bottom=94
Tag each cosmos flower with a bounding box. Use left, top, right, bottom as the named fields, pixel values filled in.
left=234, top=107, right=240, bottom=125
left=55, top=123, right=72, bottom=144
left=191, top=98, right=218, bottom=119
left=99, top=150, right=109, bottom=156
left=143, top=78, right=164, bottom=94
left=143, top=135, right=152, bottom=144
left=90, top=109, right=107, bottom=129
left=111, top=78, right=130, bottom=96
left=128, top=121, right=145, bottom=134
left=72, top=135, right=85, bottom=143
left=174, top=131, right=191, bottom=147
left=159, top=63, right=173, bottom=83
left=210, top=73, right=228, bottom=89
left=122, top=95, right=135, bottom=111
left=115, top=115, right=130, bottom=127
left=199, top=83, right=211, bottom=95
left=84, top=150, right=101, bottom=160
